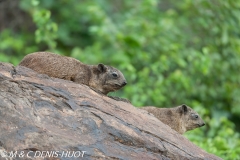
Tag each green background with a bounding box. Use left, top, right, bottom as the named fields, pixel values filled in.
left=0, top=0, right=240, bottom=159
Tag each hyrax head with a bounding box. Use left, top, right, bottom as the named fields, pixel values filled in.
left=92, top=64, right=127, bottom=95
left=177, top=104, right=205, bottom=132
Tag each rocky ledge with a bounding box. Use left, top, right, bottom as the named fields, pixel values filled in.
left=0, top=62, right=221, bottom=160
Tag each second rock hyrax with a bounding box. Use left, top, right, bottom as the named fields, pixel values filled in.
left=19, top=52, right=127, bottom=94
left=141, top=104, right=205, bottom=134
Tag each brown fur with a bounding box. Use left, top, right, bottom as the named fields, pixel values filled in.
left=141, top=104, right=205, bottom=134
left=19, top=52, right=127, bottom=94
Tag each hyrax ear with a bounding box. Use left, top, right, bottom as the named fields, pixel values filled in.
left=98, top=63, right=107, bottom=73
left=179, top=104, right=188, bottom=114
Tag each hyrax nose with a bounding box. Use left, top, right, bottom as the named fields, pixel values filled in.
left=122, top=81, right=127, bottom=86
left=201, top=122, right=205, bottom=126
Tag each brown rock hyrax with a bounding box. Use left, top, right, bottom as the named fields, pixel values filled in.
left=141, top=104, right=205, bottom=134
left=19, top=52, right=127, bottom=94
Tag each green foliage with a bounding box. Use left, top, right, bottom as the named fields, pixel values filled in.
left=0, top=0, right=240, bottom=158
left=21, top=0, right=58, bottom=50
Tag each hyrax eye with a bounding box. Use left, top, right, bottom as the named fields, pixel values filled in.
left=195, top=115, right=199, bottom=119
left=112, top=72, right=118, bottom=78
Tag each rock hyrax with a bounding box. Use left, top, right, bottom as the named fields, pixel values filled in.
left=141, top=104, right=205, bottom=134
left=19, top=52, right=127, bottom=94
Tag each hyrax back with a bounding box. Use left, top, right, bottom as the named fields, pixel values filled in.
left=142, top=104, right=205, bottom=134
left=19, top=52, right=127, bottom=94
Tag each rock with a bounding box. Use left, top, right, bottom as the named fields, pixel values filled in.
left=0, top=62, right=222, bottom=160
